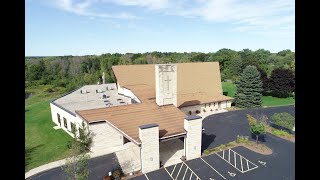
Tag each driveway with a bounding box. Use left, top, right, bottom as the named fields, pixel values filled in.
left=27, top=153, right=120, bottom=180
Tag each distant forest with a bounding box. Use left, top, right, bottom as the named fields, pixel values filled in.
left=25, top=49, right=295, bottom=92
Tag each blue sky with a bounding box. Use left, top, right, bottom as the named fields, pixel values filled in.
left=26, top=0, right=295, bottom=56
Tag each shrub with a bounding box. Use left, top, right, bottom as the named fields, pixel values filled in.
left=271, top=112, right=295, bottom=130
left=227, top=141, right=236, bottom=147
left=203, top=149, right=210, bottom=155
left=44, top=87, right=54, bottom=93
left=236, top=135, right=249, bottom=144
left=25, top=90, right=33, bottom=99
left=218, top=144, right=226, bottom=150
left=272, top=129, right=290, bottom=137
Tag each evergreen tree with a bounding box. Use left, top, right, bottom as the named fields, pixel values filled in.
left=235, top=65, right=263, bottom=108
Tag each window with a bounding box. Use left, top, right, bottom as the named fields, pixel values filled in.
left=70, top=122, right=75, bottom=133
left=209, top=103, right=211, bottom=107
left=63, top=117, right=67, bottom=129
left=57, top=113, right=61, bottom=126
left=195, top=110, right=200, bottom=114
left=214, top=102, right=216, bottom=106
left=205, top=104, right=206, bottom=108
left=189, top=111, right=192, bottom=115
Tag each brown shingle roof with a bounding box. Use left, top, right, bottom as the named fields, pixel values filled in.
left=77, top=62, right=233, bottom=144
left=76, top=102, right=187, bottom=144
left=112, top=64, right=155, bottom=87
left=112, top=62, right=233, bottom=107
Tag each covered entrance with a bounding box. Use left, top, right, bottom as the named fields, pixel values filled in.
left=160, top=137, right=185, bottom=167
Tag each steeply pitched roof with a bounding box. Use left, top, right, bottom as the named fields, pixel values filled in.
left=112, top=62, right=233, bottom=107
left=77, top=62, right=233, bottom=144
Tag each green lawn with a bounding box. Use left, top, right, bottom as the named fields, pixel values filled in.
left=261, top=96, right=295, bottom=107
left=222, top=82, right=295, bottom=107
left=25, top=85, right=72, bottom=172
left=222, top=82, right=237, bottom=97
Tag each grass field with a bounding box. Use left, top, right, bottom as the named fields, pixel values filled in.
left=25, top=85, right=72, bottom=172
left=222, top=82, right=295, bottom=107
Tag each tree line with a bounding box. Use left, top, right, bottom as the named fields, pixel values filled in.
left=25, top=48, right=295, bottom=93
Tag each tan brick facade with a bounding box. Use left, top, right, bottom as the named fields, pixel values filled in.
left=184, top=116, right=203, bottom=160
left=139, top=124, right=160, bottom=173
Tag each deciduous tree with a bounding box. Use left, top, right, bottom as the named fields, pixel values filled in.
left=268, top=68, right=295, bottom=97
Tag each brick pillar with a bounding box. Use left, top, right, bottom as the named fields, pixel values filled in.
left=139, top=123, right=160, bottom=173
left=184, top=115, right=203, bottom=160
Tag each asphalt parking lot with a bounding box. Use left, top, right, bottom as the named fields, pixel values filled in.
left=132, top=146, right=264, bottom=180
left=132, top=132, right=294, bottom=180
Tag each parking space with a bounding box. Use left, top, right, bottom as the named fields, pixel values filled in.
left=185, top=158, right=225, bottom=180
left=132, top=147, right=261, bottom=180
left=164, top=162, right=200, bottom=180
left=215, top=148, right=258, bottom=173
left=145, top=168, right=173, bottom=180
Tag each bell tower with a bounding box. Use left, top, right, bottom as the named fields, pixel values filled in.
left=155, top=64, right=177, bottom=106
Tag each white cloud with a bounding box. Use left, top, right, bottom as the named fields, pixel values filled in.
left=187, top=0, right=295, bottom=38
left=47, top=0, right=294, bottom=38
left=51, top=0, right=136, bottom=19
left=111, top=0, right=170, bottom=9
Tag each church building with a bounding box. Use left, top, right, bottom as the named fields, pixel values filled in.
left=50, top=62, right=233, bottom=173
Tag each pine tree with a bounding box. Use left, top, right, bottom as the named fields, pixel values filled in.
left=235, top=65, right=263, bottom=108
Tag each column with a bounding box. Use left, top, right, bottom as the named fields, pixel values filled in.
left=184, top=115, right=203, bottom=160
left=139, top=123, right=160, bottom=173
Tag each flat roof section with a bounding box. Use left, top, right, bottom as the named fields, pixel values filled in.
left=53, top=83, right=132, bottom=113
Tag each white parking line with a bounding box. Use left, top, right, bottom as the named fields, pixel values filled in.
left=164, top=167, right=175, bottom=180
left=176, top=163, right=184, bottom=179
left=144, top=173, right=150, bottom=180
left=200, top=157, right=226, bottom=180
left=171, top=164, right=177, bottom=176
left=216, top=148, right=258, bottom=173
left=182, top=166, right=188, bottom=180
left=182, top=161, right=201, bottom=180
left=240, top=156, right=243, bottom=172
left=189, top=173, right=193, bottom=180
